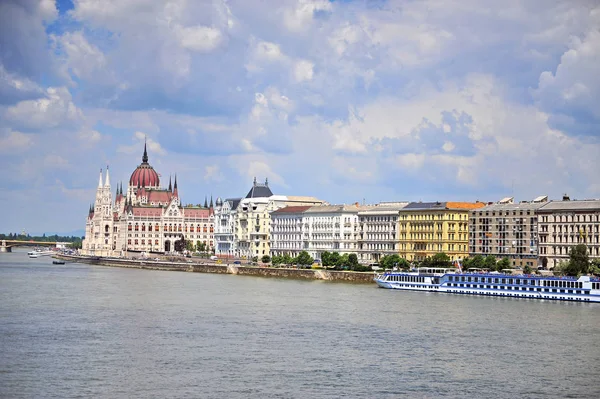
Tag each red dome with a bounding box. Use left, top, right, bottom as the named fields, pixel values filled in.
left=130, top=143, right=160, bottom=188
left=130, top=164, right=160, bottom=188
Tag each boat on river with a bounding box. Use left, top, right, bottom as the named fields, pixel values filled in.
left=374, top=268, right=600, bottom=303
left=52, top=260, right=66, bottom=265
left=28, top=249, right=55, bottom=258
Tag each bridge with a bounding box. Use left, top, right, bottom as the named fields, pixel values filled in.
left=1, top=240, right=63, bottom=253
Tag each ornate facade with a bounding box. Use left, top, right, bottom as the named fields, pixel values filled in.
left=82, top=144, right=214, bottom=257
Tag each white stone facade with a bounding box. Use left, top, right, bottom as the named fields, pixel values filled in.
left=537, top=199, right=600, bottom=268
left=357, top=202, right=408, bottom=263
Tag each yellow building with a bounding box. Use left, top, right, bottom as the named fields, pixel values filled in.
left=234, top=178, right=325, bottom=259
left=398, top=201, right=485, bottom=262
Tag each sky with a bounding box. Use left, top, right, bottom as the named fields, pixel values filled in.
left=0, top=0, right=599, bottom=235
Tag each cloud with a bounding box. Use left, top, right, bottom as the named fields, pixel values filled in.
left=0, top=130, right=33, bottom=153
left=204, top=165, right=224, bottom=183
left=2, top=87, right=83, bottom=130
left=117, top=131, right=166, bottom=156
left=175, top=25, right=223, bottom=52
left=293, top=59, right=314, bottom=82
left=533, top=25, right=600, bottom=136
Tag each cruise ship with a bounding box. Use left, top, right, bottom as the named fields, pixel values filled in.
left=374, top=268, right=600, bottom=303
left=28, top=248, right=55, bottom=258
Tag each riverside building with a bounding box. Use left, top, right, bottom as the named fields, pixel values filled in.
left=537, top=197, right=600, bottom=268
left=356, top=202, right=408, bottom=263
left=213, top=197, right=242, bottom=257
left=228, top=178, right=325, bottom=259
left=82, top=144, right=214, bottom=257
left=398, top=201, right=485, bottom=262
left=468, top=196, right=547, bottom=268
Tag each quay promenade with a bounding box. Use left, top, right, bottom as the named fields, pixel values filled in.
left=54, top=254, right=376, bottom=283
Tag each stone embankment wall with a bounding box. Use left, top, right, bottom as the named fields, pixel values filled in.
left=55, top=255, right=375, bottom=284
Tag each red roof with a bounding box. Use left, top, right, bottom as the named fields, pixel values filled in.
left=184, top=208, right=210, bottom=218
left=132, top=207, right=164, bottom=217
left=271, top=205, right=312, bottom=214
left=147, top=190, right=172, bottom=203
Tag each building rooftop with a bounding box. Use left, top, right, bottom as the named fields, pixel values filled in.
left=245, top=177, right=273, bottom=199
left=403, top=201, right=485, bottom=211
left=538, top=199, right=600, bottom=212
left=271, top=206, right=313, bottom=214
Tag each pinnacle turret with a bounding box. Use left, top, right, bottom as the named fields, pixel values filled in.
left=105, top=165, right=110, bottom=187
left=98, top=168, right=103, bottom=188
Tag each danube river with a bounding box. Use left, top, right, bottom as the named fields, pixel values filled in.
left=1, top=250, right=599, bottom=398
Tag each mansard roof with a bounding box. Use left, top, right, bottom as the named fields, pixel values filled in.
left=245, top=178, right=273, bottom=198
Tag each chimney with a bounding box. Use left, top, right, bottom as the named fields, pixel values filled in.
left=562, top=193, right=570, bottom=201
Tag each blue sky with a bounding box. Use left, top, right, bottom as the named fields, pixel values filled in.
left=1, top=0, right=599, bottom=235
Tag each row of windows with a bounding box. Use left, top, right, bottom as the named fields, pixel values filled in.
left=448, top=283, right=587, bottom=295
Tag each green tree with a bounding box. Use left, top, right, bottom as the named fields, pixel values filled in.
left=484, top=255, right=497, bottom=271
left=336, top=253, right=349, bottom=269
left=380, top=254, right=401, bottom=270
left=497, top=257, right=511, bottom=271
left=589, top=259, right=600, bottom=276
left=282, top=254, right=293, bottom=265
left=296, top=251, right=313, bottom=266
left=568, top=244, right=589, bottom=276
left=469, top=254, right=485, bottom=269
left=197, top=242, right=206, bottom=254
left=348, top=253, right=359, bottom=267
left=523, top=265, right=533, bottom=274
left=174, top=237, right=185, bottom=252
left=430, top=253, right=451, bottom=268
left=185, top=240, right=195, bottom=252
left=272, top=255, right=282, bottom=266
left=541, top=256, right=548, bottom=270
left=321, top=251, right=331, bottom=267
left=261, top=255, right=271, bottom=264
left=329, top=252, right=341, bottom=268
left=252, top=256, right=258, bottom=263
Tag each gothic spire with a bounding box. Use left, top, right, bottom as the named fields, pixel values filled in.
left=174, top=174, right=178, bottom=190
left=204, top=196, right=208, bottom=208
left=105, top=165, right=110, bottom=187
left=209, top=195, right=213, bottom=208
left=142, top=138, right=148, bottom=163
left=98, top=168, right=103, bottom=188
left=168, top=175, right=172, bottom=192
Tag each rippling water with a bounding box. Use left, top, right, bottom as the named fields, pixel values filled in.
left=1, top=249, right=599, bottom=398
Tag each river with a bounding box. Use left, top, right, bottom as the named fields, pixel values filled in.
left=1, top=249, right=599, bottom=398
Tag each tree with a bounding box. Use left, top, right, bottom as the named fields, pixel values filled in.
left=282, top=254, right=293, bottom=265
left=469, top=254, right=485, bottom=270
left=336, top=253, right=349, bottom=269
left=185, top=240, right=195, bottom=252
left=523, top=265, right=533, bottom=275
left=497, top=257, right=511, bottom=271
left=380, top=254, right=402, bottom=270
left=429, top=253, right=451, bottom=268
left=174, top=237, right=185, bottom=252
left=348, top=253, right=359, bottom=267
left=589, top=259, right=600, bottom=276
left=568, top=244, right=589, bottom=276
left=252, top=256, right=258, bottom=263
left=295, top=251, right=313, bottom=266
left=321, top=251, right=331, bottom=267
left=261, top=255, right=271, bottom=264
left=197, top=241, right=206, bottom=254
left=329, top=252, right=341, bottom=268
left=484, top=255, right=497, bottom=271
left=541, top=256, right=548, bottom=270
left=272, top=255, right=282, bottom=266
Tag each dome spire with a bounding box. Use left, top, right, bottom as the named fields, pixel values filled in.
left=142, top=137, right=148, bottom=163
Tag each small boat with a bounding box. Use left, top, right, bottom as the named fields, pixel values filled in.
left=28, top=248, right=55, bottom=258
left=52, top=260, right=66, bottom=265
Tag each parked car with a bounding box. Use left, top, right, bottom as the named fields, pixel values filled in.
left=233, top=260, right=241, bottom=265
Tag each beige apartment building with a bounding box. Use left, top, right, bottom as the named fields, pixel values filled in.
left=468, top=196, right=548, bottom=268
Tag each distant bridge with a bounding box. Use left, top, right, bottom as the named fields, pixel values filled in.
left=1, top=240, right=66, bottom=253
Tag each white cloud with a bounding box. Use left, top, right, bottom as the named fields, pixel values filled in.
left=0, top=130, right=33, bottom=153
left=44, top=154, right=70, bottom=169
left=3, top=86, right=83, bottom=130
left=175, top=25, right=223, bottom=52
left=293, top=59, right=314, bottom=82
left=534, top=27, right=600, bottom=121
left=204, top=165, right=224, bottom=182
left=283, top=0, right=332, bottom=32
left=117, top=131, right=166, bottom=156
left=54, top=31, right=107, bottom=80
